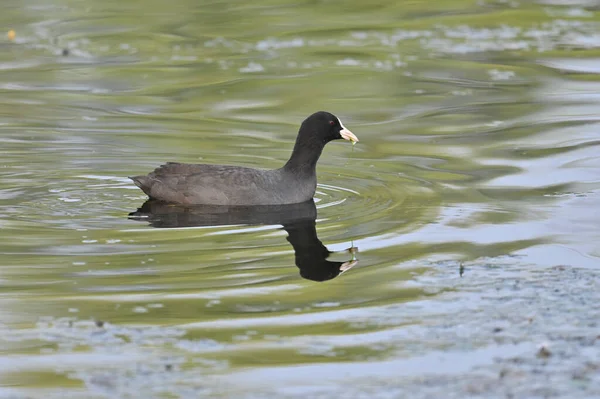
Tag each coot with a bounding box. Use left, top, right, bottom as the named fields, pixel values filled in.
left=130, top=111, right=358, bottom=205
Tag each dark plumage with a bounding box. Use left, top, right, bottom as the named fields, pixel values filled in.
left=130, top=111, right=358, bottom=205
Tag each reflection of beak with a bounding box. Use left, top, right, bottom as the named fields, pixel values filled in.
left=339, top=119, right=359, bottom=143
left=340, top=260, right=358, bottom=273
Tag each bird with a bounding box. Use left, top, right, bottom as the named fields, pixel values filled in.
left=129, top=111, right=359, bottom=206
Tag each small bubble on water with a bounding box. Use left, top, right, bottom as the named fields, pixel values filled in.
left=488, top=69, right=515, bottom=81
left=206, top=299, right=221, bottom=307
left=351, top=31, right=368, bottom=39
left=336, top=58, right=361, bottom=67
left=239, top=62, right=265, bottom=73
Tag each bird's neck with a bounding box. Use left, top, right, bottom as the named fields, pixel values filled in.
left=282, top=135, right=325, bottom=176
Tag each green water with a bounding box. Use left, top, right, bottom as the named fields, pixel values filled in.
left=1, top=0, right=599, bottom=398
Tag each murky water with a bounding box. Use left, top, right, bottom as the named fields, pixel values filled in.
left=1, top=0, right=599, bottom=398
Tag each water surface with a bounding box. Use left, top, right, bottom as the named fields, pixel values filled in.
left=1, top=0, right=599, bottom=397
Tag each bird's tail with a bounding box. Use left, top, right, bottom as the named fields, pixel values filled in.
left=129, top=175, right=153, bottom=196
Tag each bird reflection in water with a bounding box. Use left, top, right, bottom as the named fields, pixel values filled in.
left=128, top=199, right=357, bottom=282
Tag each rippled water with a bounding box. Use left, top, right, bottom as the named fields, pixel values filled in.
left=1, top=0, right=600, bottom=398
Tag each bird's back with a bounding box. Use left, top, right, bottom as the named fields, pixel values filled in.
left=130, top=162, right=315, bottom=205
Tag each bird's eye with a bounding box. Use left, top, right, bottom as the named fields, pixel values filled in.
left=329, top=120, right=335, bottom=126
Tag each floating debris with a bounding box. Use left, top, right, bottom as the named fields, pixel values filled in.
left=348, top=240, right=359, bottom=260
left=7, top=29, right=15, bottom=41
left=537, top=342, right=552, bottom=358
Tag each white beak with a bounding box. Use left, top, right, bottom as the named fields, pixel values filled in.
left=338, top=119, right=359, bottom=143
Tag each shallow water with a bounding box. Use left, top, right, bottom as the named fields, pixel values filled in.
left=1, top=0, right=599, bottom=398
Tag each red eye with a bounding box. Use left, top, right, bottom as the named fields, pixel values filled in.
left=329, top=120, right=335, bottom=126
